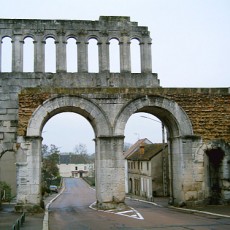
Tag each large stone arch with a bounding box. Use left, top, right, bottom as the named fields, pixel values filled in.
left=114, top=95, right=200, bottom=205
left=114, top=95, right=193, bottom=137
left=16, top=95, right=112, bottom=209
left=27, top=95, right=111, bottom=137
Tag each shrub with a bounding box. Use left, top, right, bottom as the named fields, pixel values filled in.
left=0, top=181, right=12, bottom=202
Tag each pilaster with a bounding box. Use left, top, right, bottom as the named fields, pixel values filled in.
left=95, top=135, right=126, bottom=209
left=12, top=35, right=23, bottom=72
left=34, top=36, right=45, bottom=72
left=140, top=37, right=152, bottom=73
left=120, top=36, right=131, bottom=73
left=98, top=38, right=109, bottom=72
left=77, top=36, right=88, bottom=72
left=16, top=136, right=43, bottom=212
left=56, top=35, right=67, bottom=72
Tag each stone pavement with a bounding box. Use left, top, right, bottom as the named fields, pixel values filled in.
left=1, top=196, right=230, bottom=230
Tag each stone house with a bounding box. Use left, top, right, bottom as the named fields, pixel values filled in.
left=125, top=140, right=169, bottom=200
left=58, top=154, right=95, bottom=178
left=58, top=163, right=94, bottom=178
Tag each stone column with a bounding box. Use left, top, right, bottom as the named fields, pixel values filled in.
left=98, top=37, right=109, bottom=72
left=119, top=37, right=131, bottom=73
left=34, top=36, right=45, bottom=72
left=140, top=37, right=152, bottom=73
left=56, top=35, right=67, bottom=72
left=95, top=135, right=126, bottom=210
left=169, top=136, right=184, bottom=205
left=77, top=36, right=88, bottom=72
left=12, top=35, right=23, bottom=72
left=16, top=136, right=42, bottom=211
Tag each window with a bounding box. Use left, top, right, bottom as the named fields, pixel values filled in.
left=130, top=38, right=141, bottom=73
left=88, top=38, right=99, bottom=73
left=67, top=38, right=77, bottom=72
left=23, top=37, right=34, bottom=72
left=45, top=37, right=56, bottom=73
left=1, top=37, right=12, bottom=72
left=109, top=38, right=120, bottom=72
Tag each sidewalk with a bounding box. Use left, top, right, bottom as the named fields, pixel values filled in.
left=0, top=193, right=57, bottom=230
left=1, top=195, right=230, bottom=230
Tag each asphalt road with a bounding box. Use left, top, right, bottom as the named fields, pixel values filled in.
left=49, top=178, right=230, bottom=229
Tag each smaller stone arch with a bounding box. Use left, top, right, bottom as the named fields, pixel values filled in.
left=1, top=36, right=13, bottom=72
left=87, top=36, right=100, bottom=73
left=107, top=36, right=120, bottom=43
left=42, top=34, right=57, bottom=42
left=86, top=35, right=101, bottom=44
left=130, top=35, right=142, bottom=43
left=108, top=38, right=120, bottom=73
left=65, top=34, right=78, bottom=42
left=1, top=35, right=13, bottom=40
left=130, top=38, right=141, bottom=73
left=22, top=34, right=36, bottom=41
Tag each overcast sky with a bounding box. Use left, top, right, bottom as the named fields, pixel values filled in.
left=1, top=0, right=229, bottom=153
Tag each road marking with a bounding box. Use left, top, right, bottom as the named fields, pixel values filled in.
left=89, top=202, right=144, bottom=220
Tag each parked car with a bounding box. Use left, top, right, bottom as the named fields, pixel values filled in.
left=49, top=185, right=58, bottom=193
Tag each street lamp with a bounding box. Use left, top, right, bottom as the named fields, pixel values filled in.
left=140, top=115, right=165, bottom=145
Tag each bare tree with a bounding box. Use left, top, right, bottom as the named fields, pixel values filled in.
left=74, top=143, right=88, bottom=155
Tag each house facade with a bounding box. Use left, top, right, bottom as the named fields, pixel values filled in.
left=58, top=154, right=95, bottom=178
left=58, top=163, right=94, bottom=178
left=125, top=140, right=169, bottom=200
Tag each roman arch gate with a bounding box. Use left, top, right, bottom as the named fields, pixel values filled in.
left=0, top=17, right=229, bottom=210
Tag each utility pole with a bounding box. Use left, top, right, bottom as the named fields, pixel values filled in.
left=140, top=115, right=168, bottom=196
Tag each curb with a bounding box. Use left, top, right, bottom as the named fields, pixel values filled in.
left=42, top=183, right=65, bottom=230
left=126, top=196, right=230, bottom=219
left=169, top=206, right=230, bottom=218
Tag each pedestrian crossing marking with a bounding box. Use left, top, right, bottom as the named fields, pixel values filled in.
left=89, top=202, right=144, bottom=220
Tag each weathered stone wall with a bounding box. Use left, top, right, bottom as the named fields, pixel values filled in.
left=0, top=17, right=229, bottom=208
left=18, top=87, right=230, bottom=143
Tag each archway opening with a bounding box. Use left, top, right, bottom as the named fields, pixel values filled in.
left=130, top=38, right=141, bottom=73
left=206, top=148, right=224, bottom=205
left=124, top=112, right=169, bottom=200
left=41, top=112, right=95, bottom=193
left=67, top=38, right=78, bottom=72
left=1, top=37, right=12, bottom=72
left=45, top=37, right=56, bottom=73
left=23, top=37, right=34, bottom=72
left=88, top=38, right=99, bottom=73
left=109, top=38, right=120, bottom=72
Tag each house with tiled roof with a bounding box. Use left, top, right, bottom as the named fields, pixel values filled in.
left=123, top=138, right=152, bottom=193
left=58, top=154, right=94, bottom=178
left=124, top=141, right=169, bottom=200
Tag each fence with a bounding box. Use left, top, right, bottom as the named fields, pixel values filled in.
left=11, top=212, right=25, bottom=230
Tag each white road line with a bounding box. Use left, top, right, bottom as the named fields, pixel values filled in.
left=89, top=202, right=144, bottom=220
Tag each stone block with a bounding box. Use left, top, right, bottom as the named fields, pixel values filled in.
left=185, top=191, right=198, bottom=201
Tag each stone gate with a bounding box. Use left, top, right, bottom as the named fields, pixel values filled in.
left=0, top=16, right=229, bottom=210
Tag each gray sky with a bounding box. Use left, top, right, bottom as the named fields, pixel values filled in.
left=1, top=0, right=229, bottom=153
